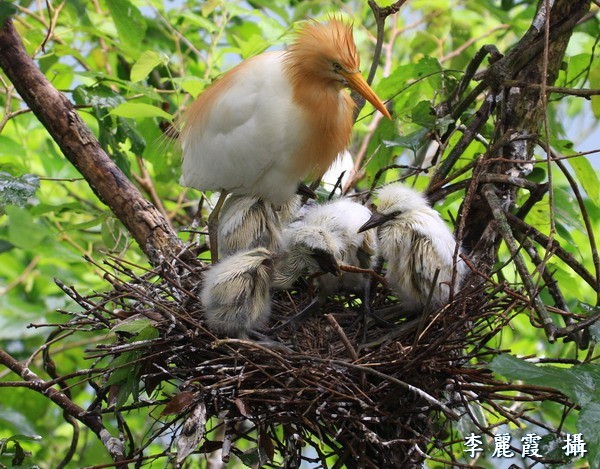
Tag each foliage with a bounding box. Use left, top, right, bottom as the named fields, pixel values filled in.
left=0, top=0, right=599, bottom=467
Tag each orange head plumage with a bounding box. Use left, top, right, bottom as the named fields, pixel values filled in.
left=284, top=17, right=391, bottom=119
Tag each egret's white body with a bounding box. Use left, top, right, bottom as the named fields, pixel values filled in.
left=200, top=248, right=274, bottom=338
left=179, top=19, right=390, bottom=206
left=217, top=195, right=282, bottom=257
left=359, top=183, right=465, bottom=312
left=181, top=52, right=308, bottom=205
left=273, top=199, right=377, bottom=294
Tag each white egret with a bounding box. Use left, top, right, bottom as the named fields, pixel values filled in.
left=358, top=183, right=465, bottom=312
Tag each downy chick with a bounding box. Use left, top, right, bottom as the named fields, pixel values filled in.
left=359, top=183, right=465, bottom=313
left=217, top=195, right=282, bottom=257
left=273, top=198, right=377, bottom=326
left=201, top=248, right=274, bottom=338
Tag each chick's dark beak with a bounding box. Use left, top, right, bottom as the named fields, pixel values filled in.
left=296, top=182, right=317, bottom=199
left=358, top=211, right=389, bottom=233
left=311, top=249, right=340, bottom=276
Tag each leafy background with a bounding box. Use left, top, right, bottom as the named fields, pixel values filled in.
left=0, top=0, right=599, bottom=467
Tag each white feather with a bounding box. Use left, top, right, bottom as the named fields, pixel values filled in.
left=200, top=248, right=274, bottom=338
left=180, top=52, right=309, bottom=205
left=217, top=195, right=282, bottom=257
left=273, top=198, right=376, bottom=295
left=371, top=183, right=465, bottom=312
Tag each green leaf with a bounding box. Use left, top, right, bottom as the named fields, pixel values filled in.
left=0, top=409, right=37, bottom=436
left=411, top=100, right=436, bottom=128
left=377, top=57, right=443, bottom=103
left=0, top=1, right=17, bottom=27
left=130, top=50, right=169, bottom=83
left=384, top=127, right=430, bottom=156
left=0, top=172, right=39, bottom=211
left=106, top=351, right=137, bottom=386
left=178, top=76, right=207, bottom=98
left=105, top=0, right=146, bottom=51
left=110, top=102, right=172, bottom=120
left=237, top=447, right=261, bottom=466
left=112, top=317, right=153, bottom=334
left=2, top=434, right=42, bottom=444
left=490, top=355, right=600, bottom=406
left=569, top=156, right=600, bottom=207
left=201, top=0, right=222, bottom=17
left=5, top=205, right=49, bottom=250
left=578, top=401, right=600, bottom=469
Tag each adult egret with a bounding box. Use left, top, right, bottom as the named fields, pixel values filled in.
left=358, top=183, right=465, bottom=313
left=179, top=18, right=391, bottom=258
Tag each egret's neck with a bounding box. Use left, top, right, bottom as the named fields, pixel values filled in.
left=285, top=68, right=355, bottom=179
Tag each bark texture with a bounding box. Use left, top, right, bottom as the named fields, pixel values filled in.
left=0, top=19, right=186, bottom=267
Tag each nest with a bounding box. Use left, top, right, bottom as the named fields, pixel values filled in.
left=48, top=252, right=570, bottom=468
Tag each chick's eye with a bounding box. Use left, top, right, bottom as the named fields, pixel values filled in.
left=332, top=62, right=343, bottom=72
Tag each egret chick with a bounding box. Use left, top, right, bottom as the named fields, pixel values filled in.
left=218, top=195, right=282, bottom=257
left=358, top=183, right=464, bottom=312
left=201, top=248, right=274, bottom=338
left=272, top=199, right=377, bottom=327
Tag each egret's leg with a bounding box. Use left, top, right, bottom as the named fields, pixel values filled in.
left=250, top=332, right=295, bottom=353
left=208, top=190, right=228, bottom=263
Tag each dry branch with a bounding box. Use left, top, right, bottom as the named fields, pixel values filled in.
left=0, top=349, right=126, bottom=465
left=0, top=18, right=186, bottom=267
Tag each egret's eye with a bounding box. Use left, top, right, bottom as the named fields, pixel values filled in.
left=392, top=210, right=402, bottom=217
left=332, top=62, right=343, bottom=72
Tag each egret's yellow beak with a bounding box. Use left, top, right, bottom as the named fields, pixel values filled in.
left=342, top=71, right=391, bottom=120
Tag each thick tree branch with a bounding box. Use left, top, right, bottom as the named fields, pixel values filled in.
left=0, top=18, right=187, bottom=267
left=0, top=349, right=126, bottom=465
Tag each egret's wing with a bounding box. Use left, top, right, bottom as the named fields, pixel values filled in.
left=180, top=52, right=304, bottom=201
left=410, top=231, right=440, bottom=305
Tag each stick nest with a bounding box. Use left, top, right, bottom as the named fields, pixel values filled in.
left=50, top=253, right=572, bottom=468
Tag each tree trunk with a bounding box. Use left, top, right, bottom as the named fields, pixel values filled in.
left=461, top=0, right=591, bottom=272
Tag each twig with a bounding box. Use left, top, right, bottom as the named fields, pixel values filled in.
left=339, top=264, right=389, bottom=290
left=503, top=80, right=600, bottom=98
left=482, top=184, right=557, bottom=342
left=0, top=349, right=126, bottom=464
left=430, top=93, right=496, bottom=188
left=326, top=314, right=359, bottom=362
left=298, top=355, right=460, bottom=420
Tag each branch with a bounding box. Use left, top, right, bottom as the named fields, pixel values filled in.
left=352, top=0, right=409, bottom=117
left=506, top=212, right=597, bottom=291
left=0, top=349, right=126, bottom=465
left=482, top=184, right=558, bottom=342
left=483, top=0, right=591, bottom=88
left=0, top=18, right=187, bottom=267
left=503, top=80, right=600, bottom=98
